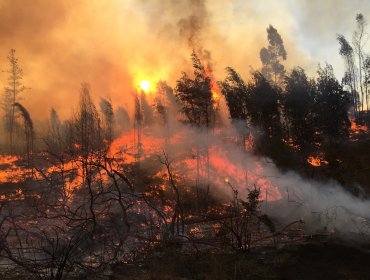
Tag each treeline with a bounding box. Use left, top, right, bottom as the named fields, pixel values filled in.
left=1, top=14, right=370, bottom=166
left=44, top=83, right=132, bottom=160
left=1, top=49, right=31, bottom=157
left=0, top=52, right=132, bottom=160
left=173, top=25, right=357, bottom=170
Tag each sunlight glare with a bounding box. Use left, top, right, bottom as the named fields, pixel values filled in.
left=140, top=80, right=151, bottom=93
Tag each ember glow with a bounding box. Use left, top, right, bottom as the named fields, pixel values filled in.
left=350, top=118, right=369, bottom=141
left=108, top=126, right=281, bottom=202
left=307, top=155, right=329, bottom=167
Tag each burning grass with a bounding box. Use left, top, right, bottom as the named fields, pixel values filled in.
left=350, top=118, right=369, bottom=140
left=1, top=124, right=370, bottom=279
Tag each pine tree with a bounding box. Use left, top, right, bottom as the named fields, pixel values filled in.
left=2, top=49, right=27, bottom=153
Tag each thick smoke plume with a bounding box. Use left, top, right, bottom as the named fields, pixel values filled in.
left=1, top=0, right=369, bottom=121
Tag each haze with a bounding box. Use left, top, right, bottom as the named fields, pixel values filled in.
left=0, top=0, right=368, bottom=120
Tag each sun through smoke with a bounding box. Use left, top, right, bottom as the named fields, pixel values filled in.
left=140, top=80, right=151, bottom=93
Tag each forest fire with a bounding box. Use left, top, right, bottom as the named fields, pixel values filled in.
left=108, top=126, right=282, bottom=202
left=0, top=59, right=369, bottom=280
left=1, top=2, right=370, bottom=278
left=210, top=78, right=221, bottom=101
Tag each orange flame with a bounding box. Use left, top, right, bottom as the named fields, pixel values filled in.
left=109, top=128, right=282, bottom=201
left=349, top=118, right=368, bottom=141
left=0, top=155, right=29, bottom=183
left=307, top=155, right=328, bottom=167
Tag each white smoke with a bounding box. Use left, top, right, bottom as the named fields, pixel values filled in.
left=114, top=118, right=370, bottom=242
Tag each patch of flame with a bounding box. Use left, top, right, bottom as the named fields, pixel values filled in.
left=283, top=137, right=301, bottom=152
left=109, top=128, right=281, bottom=201
left=349, top=118, right=368, bottom=141
left=0, top=155, right=29, bottom=183
left=307, top=155, right=328, bottom=167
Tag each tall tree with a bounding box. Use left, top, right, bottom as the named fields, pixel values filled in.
left=154, top=81, right=174, bottom=126
left=47, top=108, right=63, bottom=155
left=282, top=67, right=316, bottom=151
left=115, top=106, right=131, bottom=133
left=260, top=25, right=287, bottom=86
left=2, top=49, right=27, bottom=153
left=99, top=98, right=114, bottom=145
left=134, top=93, right=143, bottom=152
left=219, top=67, right=249, bottom=147
left=175, top=51, right=214, bottom=128
left=315, top=64, right=351, bottom=144
left=338, top=14, right=370, bottom=114
left=13, top=102, right=33, bottom=165
left=140, top=93, right=154, bottom=127
left=219, top=67, right=248, bottom=121
left=50, top=108, right=61, bottom=138
left=73, top=83, right=102, bottom=158
left=175, top=51, right=215, bottom=194
left=246, top=71, right=281, bottom=139
left=353, top=13, right=367, bottom=112
left=337, top=34, right=358, bottom=115
left=364, top=55, right=370, bottom=111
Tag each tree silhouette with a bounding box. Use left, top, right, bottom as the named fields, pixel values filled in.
left=260, top=25, right=287, bottom=86
left=115, top=106, right=131, bottom=133
left=219, top=67, right=249, bottom=148
left=154, top=81, right=177, bottom=126
left=2, top=49, right=28, bottom=153
left=337, top=34, right=358, bottom=115
left=71, top=83, right=102, bottom=161
left=175, top=51, right=214, bottom=195
left=315, top=64, right=351, bottom=144
left=246, top=71, right=280, bottom=139
left=337, top=14, right=370, bottom=114
left=46, top=107, right=63, bottom=156
left=219, top=67, right=248, bottom=121
left=353, top=13, right=367, bottom=112
left=175, top=51, right=214, bottom=128
left=13, top=102, right=33, bottom=165
left=99, top=97, right=114, bottom=146
left=282, top=67, right=316, bottom=151
left=140, top=93, right=154, bottom=126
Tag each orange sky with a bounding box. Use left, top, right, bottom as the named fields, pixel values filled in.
left=0, top=0, right=369, bottom=120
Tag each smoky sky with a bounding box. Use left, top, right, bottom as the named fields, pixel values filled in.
left=0, top=0, right=369, bottom=120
